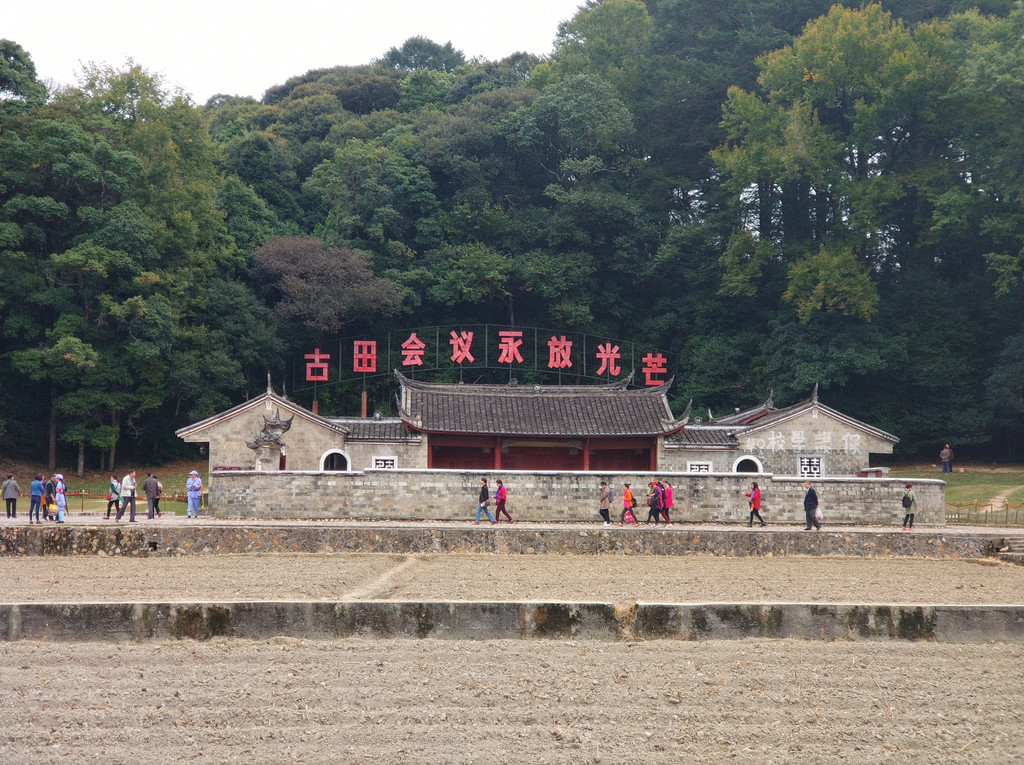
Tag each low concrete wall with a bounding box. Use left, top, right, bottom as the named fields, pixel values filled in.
left=209, top=470, right=946, bottom=525
left=2, top=525, right=1003, bottom=559
left=3, top=601, right=1020, bottom=644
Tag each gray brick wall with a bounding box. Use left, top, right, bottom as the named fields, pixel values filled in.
left=209, top=470, right=944, bottom=526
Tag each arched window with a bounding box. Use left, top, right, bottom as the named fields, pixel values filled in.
left=733, top=456, right=763, bottom=473
left=322, top=451, right=349, bottom=471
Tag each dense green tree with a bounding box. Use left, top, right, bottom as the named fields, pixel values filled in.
left=0, top=39, right=47, bottom=116
left=377, top=36, right=466, bottom=73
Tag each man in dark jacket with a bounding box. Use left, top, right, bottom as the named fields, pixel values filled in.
left=143, top=471, right=160, bottom=519
left=803, top=481, right=821, bottom=530
left=474, top=477, right=495, bottom=524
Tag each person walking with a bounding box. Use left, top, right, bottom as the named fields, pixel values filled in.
left=154, top=475, right=163, bottom=518
left=186, top=470, right=203, bottom=519
left=54, top=474, right=67, bottom=523
left=803, top=481, right=821, bottom=530
left=645, top=481, right=664, bottom=525
left=105, top=473, right=121, bottom=519
left=143, top=471, right=159, bottom=519
left=474, top=477, right=495, bottom=524
left=598, top=481, right=612, bottom=526
left=2, top=473, right=20, bottom=518
left=939, top=445, right=953, bottom=474
left=116, top=469, right=137, bottom=522
left=901, top=483, right=917, bottom=530
left=494, top=479, right=513, bottom=523
left=620, top=483, right=636, bottom=525
left=745, top=481, right=766, bottom=527
left=43, top=474, right=57, bottom=521
left=29, top=473, right=44, bottom=525
left=661, top=480, right=673, bottom=525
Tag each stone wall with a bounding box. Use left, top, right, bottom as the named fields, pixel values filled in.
left=207, top=470, right=945, bottom=525
left=341, top=438, right=427, bottom=472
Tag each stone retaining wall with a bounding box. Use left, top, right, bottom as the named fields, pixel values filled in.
left=2, top=525, right=1003, bottom=559
left=3, top=601, right=1020, bottom=644
left=209, top=470, right=945, bottom=525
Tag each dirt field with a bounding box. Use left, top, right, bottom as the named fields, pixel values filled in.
left=3, top=553, right=1023, bottom=605
left=2, top=638, right=1021, bottom=764
left=3, top=552, right=1023, bottom=764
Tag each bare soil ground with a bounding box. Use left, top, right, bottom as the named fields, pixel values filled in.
left=3, top=550, right=1023, bottom=764
left=3, top=553, right=1024, bottom=605
left=2, top=638, right=1021, bottom=764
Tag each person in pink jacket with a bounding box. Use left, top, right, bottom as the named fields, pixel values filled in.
left=661, top=480, right=674, bottom=525
left=744, top=481, right=765, bottom=527
left=494, top=479, right=513, bottom=523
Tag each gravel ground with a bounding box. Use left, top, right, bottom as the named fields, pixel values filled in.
left=2, top=553, right=1022, bottom=605
left=2, top=638, right=1021, bottom=764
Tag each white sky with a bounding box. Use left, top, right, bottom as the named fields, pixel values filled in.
left=5, top=0, right=584, bottom=104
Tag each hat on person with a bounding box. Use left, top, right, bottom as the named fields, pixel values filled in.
left=189, top=470, right=199, bottom=476
left=55, top=473, right=63, bottom=480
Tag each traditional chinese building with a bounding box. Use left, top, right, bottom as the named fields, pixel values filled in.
left=178, top=376, right=896, bottom=479
left=395, top=372, right=689, bottom=471
left=175, top=379, right=425, bottom=473
left=661, top=385, right=898, bottom=477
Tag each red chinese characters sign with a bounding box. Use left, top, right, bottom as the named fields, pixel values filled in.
left=302, top=328, right=671, bottom=386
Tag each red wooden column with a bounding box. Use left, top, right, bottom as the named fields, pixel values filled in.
left=582, top=438, right=591, bottom=471
left=494, top=437, right=502, bottom=470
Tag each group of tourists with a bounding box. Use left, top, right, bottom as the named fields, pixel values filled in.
left=0, top=469, right=204, bottom=523
left=2, top=472, right=68, bottom=523
left=103, top=469, right=205, bottom=521
left=468, top=477, right=921, bottom=530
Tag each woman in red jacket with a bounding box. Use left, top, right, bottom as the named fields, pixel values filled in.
left=744, top=481, right=765, bottom=527
left=494, top=479, right=513, bottom=523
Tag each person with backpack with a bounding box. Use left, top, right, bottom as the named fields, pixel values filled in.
left=901, top=483, right=917, bottom=530
left=620, top=483, right=636, bottom=525
left=494, top=478, right=513, bottom=523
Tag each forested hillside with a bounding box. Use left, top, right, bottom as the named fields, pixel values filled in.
left=1, top=0, right=1022, bottom=472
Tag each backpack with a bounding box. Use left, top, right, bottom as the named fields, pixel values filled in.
left=901, top=492, right=912, bottom=508
left=630, top=495, right=636, bottom=508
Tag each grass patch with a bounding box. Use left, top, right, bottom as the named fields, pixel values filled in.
left=940, top=471, right=1024, bottom=508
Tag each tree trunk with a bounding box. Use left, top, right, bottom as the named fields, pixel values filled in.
left=108, top=410, right=118, bottom=472
left=77, top=441, right=85, bottom=478
left=48, top=386, right=57, bottom=470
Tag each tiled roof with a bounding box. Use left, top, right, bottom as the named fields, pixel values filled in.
left=709, top=387, right=898, bottom=443
left=330, top=417, right=420, bottom=442
left=396, top=372, right=688, bottom=438
left=665, top=426, right=737, bottom=448
left=176, top=390, right=349, bottom=438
